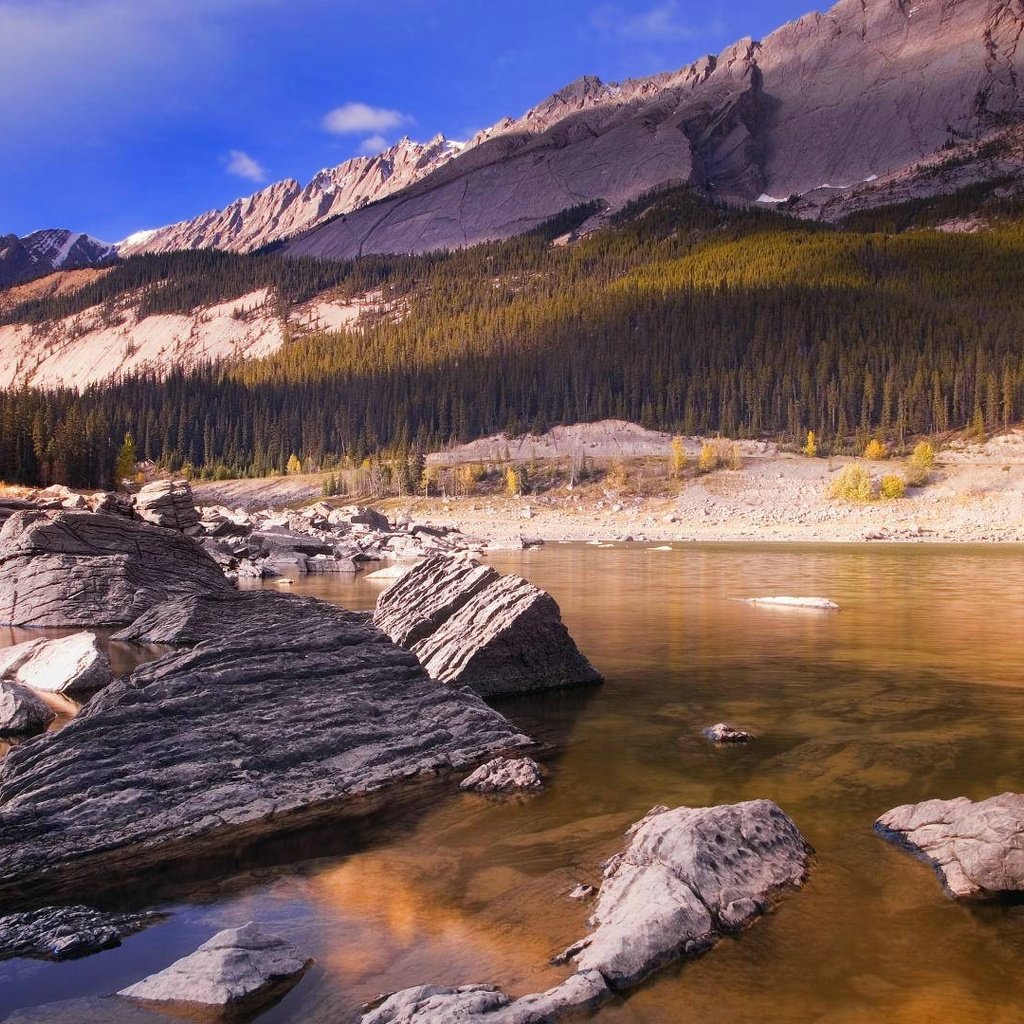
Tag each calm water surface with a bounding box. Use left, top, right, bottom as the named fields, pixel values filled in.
left=2, top=544, right=1024, bottom=1023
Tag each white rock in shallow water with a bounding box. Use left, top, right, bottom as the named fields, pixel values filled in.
left=119, top=922, right=310, bottom=1007
left=744, top=596, right=839, bottom=610
left=459, top=757, right=544, bottom=793
left=0, top=682, right=55, bottom=736
left=874, top=793, right=1024, bottom=900
left=703, top=722, right=753, bottom=744
left=0, top=632, right=112, bottom=697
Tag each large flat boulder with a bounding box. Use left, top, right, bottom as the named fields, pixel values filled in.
left=374, top=556, right=601, bottom=697
left=119, top=922, right=309, bottom=1008
left=874, top=793, right=1024, bottom=900
left=0, top=632, right=112, bottom=698
left=132, top=479, right=199, bottom=532
left=0, top=509, right=233, bottom=626
left=0, top=596, right=531, bottom=900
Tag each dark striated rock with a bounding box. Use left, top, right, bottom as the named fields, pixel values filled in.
left=0, top=595, right=531, bottom=900
left=114, top=590, right=368, bottom=646
left=119, top=922, right=310, bottom=1008
left=374, top=556, right=601, bottom=697
left=0, top=682, right=54, bottom=736
left=459, top=757, right=544, bottom=793
left=0, top=509, right=232, bottom=627
left=132, top=479, right=199, bottom=532
left=0, top=905, right=158, bottom=961
left=561, top=801, right=811, bottom=988
left=874, top=793, right=1024, bottom=900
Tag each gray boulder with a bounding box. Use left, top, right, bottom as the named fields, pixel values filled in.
left=329, top=505, right=390, bottom=531
left=0, top=905, right=158, bottom=961
left=0, top=682, right=54, bottom=736
left=703, top=722, right=754, bottom=744
left=0, top=595, right=531, bottom=900
left=0, top=509, right=233, bottom=627
left=874, top=793, right=1024, bottom=900
left=562, top=800, right=812, bottom=988
left=0, top=631, right=112, bottom=698
left=119, top=922, right=309, bottom=1007
left=132, top=479, right=199, bottom=532
left=374, top=556, right=601, bottom=697
left=459, top=757, right=544, bottom=793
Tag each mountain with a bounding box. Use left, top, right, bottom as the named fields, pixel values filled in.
left=0, top=230, right=116, bottom=288
left=282, top=0, right=1024, bottom=260
left=119, top=135, right=464, bottom=256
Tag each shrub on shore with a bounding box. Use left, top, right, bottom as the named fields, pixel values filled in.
left=863, top=439, right=888, bottom=460
left=905, top=441, right=936, bottom=486
left=827, top=464, right=875, bottom=501
left=698, top=439, right=741, bottom=473
left=879, top=474, right=907, bottom=500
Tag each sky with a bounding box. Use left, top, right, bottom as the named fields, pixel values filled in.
left=0, top=0, right=819, bottom=242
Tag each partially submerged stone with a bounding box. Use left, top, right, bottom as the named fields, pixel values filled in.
left=703, top=722, right=754, bottom=744
left=132, top=479, right=199, bottom=532
left=374, top=556, right=601, bottom=697
left=0, top=509, right=232, bottom=627
left=874, top=793, right=1024, bottom=900
left=0, top=631, right=112, bottom=697
left=459, top=757, right=544, bottom=793
left=562, top=800, right=812, bottom=988
left=120, top=922, right=309, bottom=1008
left=0, top=905, right=158, bottom=961
left=744, top=596, right=839, bottom=610
left=0, top=682, right=54, bottom=736
left=0, top=595, right=531, bottom=900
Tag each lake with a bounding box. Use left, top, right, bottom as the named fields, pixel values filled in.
left=2, top=543, right=1023, bottom=1023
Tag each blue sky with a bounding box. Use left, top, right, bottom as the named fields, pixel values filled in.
left=0, top=0, right=818, bottom=242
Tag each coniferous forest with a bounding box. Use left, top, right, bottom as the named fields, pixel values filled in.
left=1, top=184, right=1023, bottom=488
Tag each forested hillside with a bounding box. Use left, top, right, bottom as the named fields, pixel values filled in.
left=1, top=185, right=1023, bottom=489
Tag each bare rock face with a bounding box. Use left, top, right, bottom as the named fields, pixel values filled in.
left=0, top=595, right=531, bottom=900
left=563, top=801, right=812, bottom=988
left=459, top=756, right=544, bottom=793
left=119, top=922, right=310, bottom=1007
left=0, top=632, right=112, bottom=698
left=0, top=230, right=115, bottom=289
left=0, top=905, right=157, bottom=961
left=0, top=509, right=232, bottom=627
left=132, top=479, right=199, bottom=532
left=374, top=556, right=601, bottom=697
left=121, top=135, right=463, bottom=256
left=874, top=793, right=1024, bottom=900
left=0, top=682, right=54, bottom=736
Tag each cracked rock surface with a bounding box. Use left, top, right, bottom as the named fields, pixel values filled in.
left=0, top=905, right=158, bottom=961
left=374, top=556, right=602, bottom=697
left=0, top=595, right=531, bottom=901
left=874, top=792, right=1024, bottom=899
left=0, top=509, right=232, bottom=627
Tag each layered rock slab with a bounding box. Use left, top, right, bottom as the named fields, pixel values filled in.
left=0, top=683, right=54, bottom=736
left=874, top=793, right=1024, bottom=900
left=131, top=479, right=199, bottom=532
left=0, top=598, right=531, bottom=900
left=0, top=509, right=232, bottom=626
left=0, top=905, right=157, bottom=960
left=0, top=631, right=112, bottom=698
left=374, top=556, right=601, bottom=697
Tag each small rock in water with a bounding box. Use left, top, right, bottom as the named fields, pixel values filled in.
left=744, top=596, right=839, bottom=610
left=874, top=793, right=1024, bottom=900
left=568, top=883, right=596, bottom=901
left=459, top=756, right=544, bottom=793
left=119, top=922, right=310, bottom=1007
left=0, top=681, right=55, bottom=736
left=703, top=722, right=754, bottom=744
left=0, top=632, right=112, bottom=698
left=0, top=905, right=159, bottom=961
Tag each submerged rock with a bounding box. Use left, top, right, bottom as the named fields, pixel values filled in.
left=0, top=509, right=232, bottom=627
left=374, top=556, right=602, bottom=697
left=0, top=595, right=531, bottom=900
left=132, top=479, right=199, bottom=532
left=459, top=757, right=544, bottom=793
left=0, top=905, right=158, bottom=961
left=703, top=722, right=754, bottom=744
left=744, top=596, right=839, bottom=610
left=0, top=682, right=54, bottom=736
left=0, top=631, right=112, bottom=698
left=874, top=793, right=1024, bottom=900
left=561, top=801, right=811, bottom=987
left=120, top=922, right=309, bottom=1008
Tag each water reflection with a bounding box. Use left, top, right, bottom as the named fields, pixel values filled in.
left=3, top=544, right=1024, bottom=1023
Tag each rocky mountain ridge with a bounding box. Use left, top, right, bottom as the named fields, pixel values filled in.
left=0, top=230, right=116, bottom=289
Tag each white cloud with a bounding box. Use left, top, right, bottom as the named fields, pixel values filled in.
left=358, top=134, right=390, bottom=155
left=322, top=102, right=412, bottom=135
left=225, top=149, right=267, bottom=182
left=589, top=2, right=712, bottom=42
